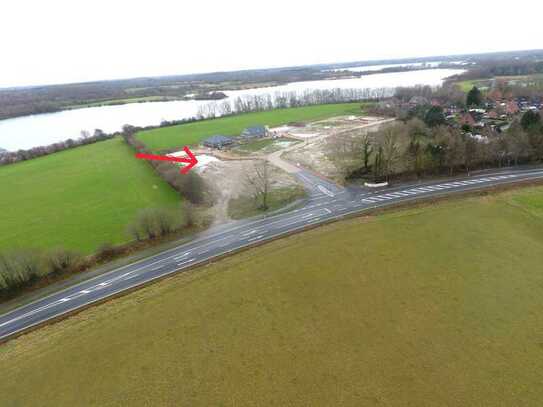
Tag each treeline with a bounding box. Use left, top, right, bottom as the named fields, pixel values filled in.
left=0, top=204, right=205, bottom=301
left=195, top=88, right=391, bottom=119
left=450, top=59, right=543, bottom=81
left=334, top=111, right=543, bottom=183
left=0, top=129, right=114, bottom=166
left=0, top=248, right=83, bottom=301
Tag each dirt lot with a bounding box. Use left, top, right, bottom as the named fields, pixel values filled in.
left=193, top=152, right=300, bottom=224
left=281, top=116, right=394, bottom=182
left=191, top=115, right=393, bottom=222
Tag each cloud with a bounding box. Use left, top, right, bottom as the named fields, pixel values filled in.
left=1, top=0, right=541, bottom=87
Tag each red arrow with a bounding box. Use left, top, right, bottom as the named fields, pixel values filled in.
left=135, top=146, right=198, bottom=174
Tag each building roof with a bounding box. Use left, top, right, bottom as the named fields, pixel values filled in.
left=408, top=96, right=430, bottom=106
left=242, top=125, right=267, bottom=136
left=459, top=113, right=476, bottom=126
left=202, top=135, right=233, bottom=145
left=505, top=101, right=520, bottom=114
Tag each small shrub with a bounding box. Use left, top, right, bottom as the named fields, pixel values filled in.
left=47, top=248, right=81, bottom=276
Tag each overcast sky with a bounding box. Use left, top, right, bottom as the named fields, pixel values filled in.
left=1, top=0, right=542, bottom=88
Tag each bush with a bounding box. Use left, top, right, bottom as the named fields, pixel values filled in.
left=0, top=250, right=44, bottom=298
left=183, top=201, right=197, bottom=227
left=128, top=207, right=184, bottom=241
left=96, top=243, right=121, bottom=262
left=47, top=248, right=81, bottom=276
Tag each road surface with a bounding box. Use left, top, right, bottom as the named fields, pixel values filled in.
left=1, top=166, right=543, bottom=342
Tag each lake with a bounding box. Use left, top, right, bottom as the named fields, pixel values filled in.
left=0, top=68, right=464, bottom=151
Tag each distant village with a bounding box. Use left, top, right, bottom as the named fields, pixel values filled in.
left=379, top=86, right=543, bottom=141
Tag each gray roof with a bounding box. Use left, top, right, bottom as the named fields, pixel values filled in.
left=242, top=125, right=266, bottom=135
left=202, top=135, right=233, bottom=145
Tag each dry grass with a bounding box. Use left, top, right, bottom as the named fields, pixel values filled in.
left=1, top=186, right=543, bottom=406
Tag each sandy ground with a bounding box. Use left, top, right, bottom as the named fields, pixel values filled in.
left=281, top=116, right=395, bottom=181
left=195, top=153, right=299, bottom=224
left=187, top=115, right=394, bottom=223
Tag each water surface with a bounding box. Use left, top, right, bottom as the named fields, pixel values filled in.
left=0, top=68, right=464, bottom=151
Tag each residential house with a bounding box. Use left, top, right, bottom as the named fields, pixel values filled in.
left=505, top=101, right=520, bottom=115
left=408, top=96, right=430, bottom=107
left=202, top=135, right=234, bottom=149
left=459, top=113, right=476, bottom=127
left=240, top=125, right=268, bottom=140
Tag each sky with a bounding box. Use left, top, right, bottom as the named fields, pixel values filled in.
left=1, top=0, right=542, bottom=88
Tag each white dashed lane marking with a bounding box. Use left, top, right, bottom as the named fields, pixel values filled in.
left=360, top=174, right=522, bottom=205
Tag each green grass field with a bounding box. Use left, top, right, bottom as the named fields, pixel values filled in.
left=68, top=96, right=180, bottom=109
left=455, top=78, right=491, bottom=92
left=2, top=185, right=543, bottom=406
left=0, top=138, right=179, bottom=254
left=137, top=103, right=365, bottom=151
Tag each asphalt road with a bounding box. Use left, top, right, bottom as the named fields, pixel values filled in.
left=2, top=167, right=543, bottom=342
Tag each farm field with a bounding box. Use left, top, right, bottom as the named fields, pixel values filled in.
left=455, top=73, right=543, bottom=92
left=67, top=96, right=181, bottom=109
left=2, top=185, right=543, bottom=405
left=0, top=138, right=179, bottom=254
left=136, top=103, right=365, bottom=151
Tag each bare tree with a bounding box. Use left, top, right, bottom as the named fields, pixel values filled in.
left=440, top=128, right=464, bottom=176
left=47, top=249, right=81, bottom=275
left=360, top=134, right=374, bottom=173
left=127, top=221, right=143, bottom=242
left=380, top=128, right=402, bottom=182
left=245, top=160, right=271, bottom=210
left=79, top=130, right=91, bottom=140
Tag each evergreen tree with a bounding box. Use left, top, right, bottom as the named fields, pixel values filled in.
left=466, top=86, right=483, bottom=107
left=424, top=106, right=446, bottom=127
left=520, top=110, right=541, bottom=131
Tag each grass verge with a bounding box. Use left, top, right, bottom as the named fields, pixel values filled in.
left=227, top=185, right=307, bottom=220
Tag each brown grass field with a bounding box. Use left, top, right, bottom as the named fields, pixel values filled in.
left=1, top=185, right=543, bottom=406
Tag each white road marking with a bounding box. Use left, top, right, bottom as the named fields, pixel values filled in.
left=297, top=173, right=313, bottom=184
left=196, top=235, right=231, bottom=249
left=177, top=258, right=196, bottom=267
left=173, top=252, right=191, bottom=261
left=247, top=235, right=265, bottom=242
left=317, top=185, right=335, bottom=197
